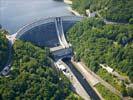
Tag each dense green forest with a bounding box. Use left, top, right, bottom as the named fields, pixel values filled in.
left=68, top=18, right=133, bottom=82
left=68, top=18, right=133, bottom=97
left=0, top=40, right=81, bottom=100
left=0, top=30, right=8, bottom=71
left=72, top=0, right=133, bottom=23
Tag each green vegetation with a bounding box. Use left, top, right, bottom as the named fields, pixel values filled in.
left=96, top=68, right=133, bottom=97
left=0, top=40, right=79, bottom=100
left=127, top=87, right=133, bottom=97
left=68, top=18, right=133, bottom=97
left=72, top=0, right=133, bottom=23
left=66, top=93, right=84, bottom=100
left=96, top=68, right=122, bottom=91
left=68, top=18, right=133, bottom=81
left=96, top=83, right=121, bottom=100
left=72, top=0, right=89, bottom=14
left=0, top=30, right=8, bottom=71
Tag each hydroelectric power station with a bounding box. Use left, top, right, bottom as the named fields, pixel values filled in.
left=14, top=16, right=83, bottom=59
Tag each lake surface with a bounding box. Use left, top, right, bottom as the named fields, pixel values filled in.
left=0, top=0, right=72, bottom=34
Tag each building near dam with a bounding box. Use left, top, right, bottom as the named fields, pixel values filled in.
left=14, top=16, right=84, bottom=59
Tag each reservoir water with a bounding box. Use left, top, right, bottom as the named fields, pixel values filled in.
left=0, top=0, right=72, bottom=34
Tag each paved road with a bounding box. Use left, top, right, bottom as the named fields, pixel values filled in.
left=0, top=36, right=13, bottom=75
left=79, top=62, right=123, bottom=98
left=96, top=12, right=127, bottom=25
left=58, top=60, right=91, bottom=100
left=73, top=61, right=100, bottom=86
left=6, top=41, right=12, bottom=66
left=64, top=60, right=100, bottom=100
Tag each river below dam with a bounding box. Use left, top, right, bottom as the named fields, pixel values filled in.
left=0, top=0, right=73, bottom=34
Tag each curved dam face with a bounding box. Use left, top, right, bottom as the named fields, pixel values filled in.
left=16, top=16, right=83, bottom=47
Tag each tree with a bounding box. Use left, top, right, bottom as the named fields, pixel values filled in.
left=127, top=87, right=133, bottom=97
left=0, top=40, right=76, bottom=99
left=129, top=18, right=133, bottom=24
left=0, top=30, right=8, bottom=70
left=121, top=82, right=127, bottom=96
left=72, top=0, right=133, bottom=23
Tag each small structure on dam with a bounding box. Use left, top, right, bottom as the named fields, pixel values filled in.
left=14, top=16, right=84, bottom=59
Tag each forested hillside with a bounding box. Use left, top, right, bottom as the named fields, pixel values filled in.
left=68, top=18, right=133, bottom=82
left=0, top=30, right=8, bottom=71
left=72, top=0, right=133, bottom=23
left=0, top=40, right=81, bottom=100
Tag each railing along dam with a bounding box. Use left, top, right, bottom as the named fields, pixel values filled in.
left=16, top=16, right=84, bottom=47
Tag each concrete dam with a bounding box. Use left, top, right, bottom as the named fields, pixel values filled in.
left=2, top=16, right=84, bottom=73
left=14, top=16, right=84, bottom=59
left=16, top=16, right=83, bottom=47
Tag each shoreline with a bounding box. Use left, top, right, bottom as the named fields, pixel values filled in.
left=64, top=0, right=72, bottom=5
left=63, top=0, right=82, bottom=16
left=67, top=6, right=81, bottom=16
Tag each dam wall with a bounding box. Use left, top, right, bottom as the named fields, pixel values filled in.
left=16, top=16, right=84, bottom=47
